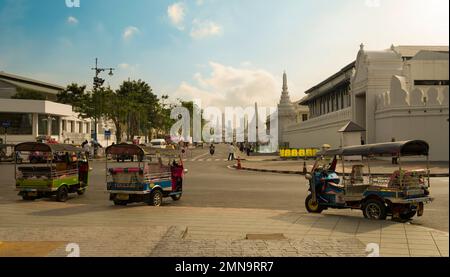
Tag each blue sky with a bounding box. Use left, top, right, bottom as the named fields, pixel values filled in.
left=0, top=0, right=448, bottom=107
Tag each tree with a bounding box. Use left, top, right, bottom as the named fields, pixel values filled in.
left=57, top=83, right=87, bottom=106
left=115, top=79, right=160, bottom=142
left=12, top=88, right=47, bottom=100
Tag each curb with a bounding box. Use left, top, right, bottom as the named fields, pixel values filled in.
left=231, top=165, right=449, bottom=177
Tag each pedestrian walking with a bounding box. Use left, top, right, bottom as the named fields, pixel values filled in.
left=181, top=145, right=187, bottom=159
left=82, top=140, right=90, bottom=160
left=209, top=144, right=215, bottom=156
left=239, top=143, right=244, bottom=153
left=227, top=143, right=235, bottom=161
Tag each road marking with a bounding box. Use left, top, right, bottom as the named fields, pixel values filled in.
left=192, top=151, right=210, bottom=161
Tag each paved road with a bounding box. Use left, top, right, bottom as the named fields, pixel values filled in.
left=0, top=144, right=448, bottom=232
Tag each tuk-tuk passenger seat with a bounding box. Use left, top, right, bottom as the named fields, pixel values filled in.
left=350, top=164, right=365, bottom=185
left=109, top=167, right=143, bottom=174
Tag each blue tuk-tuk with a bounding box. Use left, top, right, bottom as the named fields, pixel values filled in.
left=105, top=143, right=186, bottom=206
left=305, top=140, right=433, bottom=220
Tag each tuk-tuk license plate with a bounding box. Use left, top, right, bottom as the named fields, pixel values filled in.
left=116, top=194, right=129, bottom=201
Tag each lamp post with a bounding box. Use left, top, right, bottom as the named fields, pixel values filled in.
left=91, top=58, right=115, bottom=142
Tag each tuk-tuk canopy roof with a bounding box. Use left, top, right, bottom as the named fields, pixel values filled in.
left=318, top=140, right=429, bottom=157
left=106, top=143, right=145, bottom=156
left=15, top=142, right=82, bottom=153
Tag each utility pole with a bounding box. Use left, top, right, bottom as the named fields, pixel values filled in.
left=91, top=58, right=115, bottom=142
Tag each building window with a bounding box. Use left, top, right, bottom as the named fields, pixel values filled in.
left=70, top=121, right=75, bottom=133
left=62, top=120, right=67, bottom=132
left=38, top=115, right=48, bottom=136
left=85, top=123, right=90, bottom=134
left=78, top=122, right=83, bottom=134
left=0, top=113, right=33, bottom=135
left=51, top=117, right=60, bottom=136
left=302, top=114, right=308, bottom=122
left=414, top=80, right=449, bottom=86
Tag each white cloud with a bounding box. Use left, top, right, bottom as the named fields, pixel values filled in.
left=118, top=63, right=130, bottom=69
left=67, top=16, right=78, bottom=25
left=122, top=26, right=140, bottom=41
left=168, top=2, right=186, bottom=30
left=173, top=62, right=280, bottom=109
left=196, top=0, right=204, bottom=5
left=365, top=0, right=381, bottom=8
left=190, top=19, right=222, bottom=39
left=117, top=63, right=140, bottom=71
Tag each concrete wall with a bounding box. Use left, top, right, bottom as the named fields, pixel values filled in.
left=283, top=108, right=352, bottom=149
left=376, top=78, right=449, bottom=161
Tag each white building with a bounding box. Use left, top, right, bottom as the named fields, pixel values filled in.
left=0, top=71, right=116, bottom=146
left=282, top=45, right=449, bottom=161
left=277, top=72, right=309, bottom=147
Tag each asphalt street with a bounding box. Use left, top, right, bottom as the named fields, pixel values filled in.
left=0, top=144, right=448, bottom=232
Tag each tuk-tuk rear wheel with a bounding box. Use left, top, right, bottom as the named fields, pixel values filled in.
left=149, top=190, right=163, bottom=207
left=362, top=199, right=387, bottom=220
left=305, top=194, right=324, bottom=213
left=56, top=186, right=69, bottom=202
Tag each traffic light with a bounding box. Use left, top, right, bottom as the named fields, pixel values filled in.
left=93, top=77, right=105, bottom=88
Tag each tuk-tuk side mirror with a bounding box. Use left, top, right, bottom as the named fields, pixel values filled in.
left=305, top=173, right=312, bottom=180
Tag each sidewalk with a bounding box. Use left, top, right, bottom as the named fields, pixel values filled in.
left=0, top=204, right=448, bottom=257
left=235, top=159, right=449, bottom=177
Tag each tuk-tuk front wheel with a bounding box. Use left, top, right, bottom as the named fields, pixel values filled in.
left=171, top=194, right=182, bottom=201
left=56, top=186, right=69, bottom=202
left=77, top=189, right=86, bottom=196
left=149, top=190, right=163, bottom=207
left=22, top=195, right=37, bottom=201
left=399, top=210, right=417, bottom=220
left=362, top=199, right=387, bottom=220
left=113, top=200, right=128, bottom=206
left=305, top=194, right=323, bottom=213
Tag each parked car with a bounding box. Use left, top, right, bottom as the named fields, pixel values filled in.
left=150, top=139, right=167, bottom=149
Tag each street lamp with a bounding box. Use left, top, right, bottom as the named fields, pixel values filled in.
left=91, top=58, right=115, bottom=142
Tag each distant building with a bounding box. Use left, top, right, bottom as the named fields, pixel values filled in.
left=0, top=71, right=116, bottom=145
left=282, top=44, right=449, bottom=161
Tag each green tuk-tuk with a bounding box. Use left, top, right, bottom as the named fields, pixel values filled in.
left=15, top=142, right=90, bottom=202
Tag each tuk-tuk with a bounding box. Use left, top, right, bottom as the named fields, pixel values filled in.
left=305, top=140, right=433, bottom=220
left=14, top=142, right=89, bottom=202
left=0, top=144, right=23, bottom=163
left=105, top=143, right=187, bottom=206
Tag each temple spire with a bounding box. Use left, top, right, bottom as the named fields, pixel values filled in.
left=282, top=71, right=288, bottom=92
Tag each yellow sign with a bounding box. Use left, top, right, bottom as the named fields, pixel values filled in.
left=280, top=148, right=319, bottom=158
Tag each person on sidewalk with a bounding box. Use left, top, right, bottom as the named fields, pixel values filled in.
left=391, top=138, right=398, bottom=165
left=227, top=143, right=235, bottom=161
left=82, top=140, right=90, bottom=160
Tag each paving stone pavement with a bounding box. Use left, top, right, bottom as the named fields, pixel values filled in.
left=0, top=205, right=448, bottom=257
left=149, top=237, right=367, bottom=257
